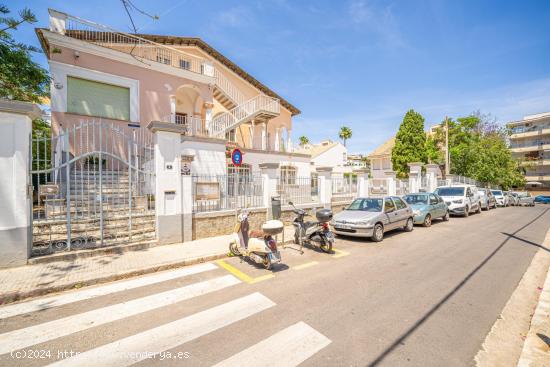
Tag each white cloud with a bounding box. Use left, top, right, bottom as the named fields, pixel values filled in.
left=217, top=6, right=254, bottom=27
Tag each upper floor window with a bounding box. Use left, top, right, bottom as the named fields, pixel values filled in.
left=179, top=59, right=191, bottom=70
left=67, top=76, right=130, bottom=121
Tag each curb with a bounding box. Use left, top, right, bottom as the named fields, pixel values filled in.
left=517, top=229, right=550, bottom=366
left=0, top=252, right=229, bottom=305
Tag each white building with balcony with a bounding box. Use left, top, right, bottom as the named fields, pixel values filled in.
left=508, top=112, right=550, bottom=189
left=38, top=9, right=311, bottom=178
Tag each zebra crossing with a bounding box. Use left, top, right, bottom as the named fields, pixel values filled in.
left=0, top=263, right=331, bottom=366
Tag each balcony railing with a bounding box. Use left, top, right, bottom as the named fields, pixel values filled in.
left=162, top=115, right=210, bottom=137
left=53, top=10, right=214, bottom=77
left=211, top=94, right=280, bottom=137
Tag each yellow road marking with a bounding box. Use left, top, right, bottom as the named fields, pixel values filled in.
left=293, top=261, right=319, bottom=270
left=216, top=260, right=274, bottom=284
left=332, top=248, right=350, bottom=258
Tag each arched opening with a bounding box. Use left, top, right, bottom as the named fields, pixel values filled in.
left=174, top=85, right=204, bottom=132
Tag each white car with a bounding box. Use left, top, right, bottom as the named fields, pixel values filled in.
left=434, top=185, right=482, bottom=217
left=491, top=190, right=508, bottom=207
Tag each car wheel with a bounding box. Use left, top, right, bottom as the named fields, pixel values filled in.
left=443, top=211, right=450, bottom=221
left=423, top=214, right=432, bottom=227
left=404, top=218, right=414, bottom=232
left=464, top=206, right=470, bottom=217
left=371, top=223, right=384, bottom=242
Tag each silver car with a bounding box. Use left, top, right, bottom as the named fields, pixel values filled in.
left=331, top=197, right=414, bottom=242
left=516, top=191, right=535, bottom=206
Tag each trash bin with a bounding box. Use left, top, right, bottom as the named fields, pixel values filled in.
left=271, top=196, right=281, bottom=220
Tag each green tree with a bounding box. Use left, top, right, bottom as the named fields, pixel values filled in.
left=338, top=126, right=352, bottom=147
left=299, top=135, right=310, bottom=146
left=391, top=109, right=428, bottom=178
left=0, top=5, right=50, bottom=103
left=429, top=113, right=525, bottom=189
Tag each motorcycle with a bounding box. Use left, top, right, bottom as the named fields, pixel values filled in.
left=289, top=201, right=335, bottom=254
left=228, top=208, right=283, bottom=270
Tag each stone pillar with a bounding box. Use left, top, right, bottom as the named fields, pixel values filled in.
left=259, top=163, right=279, bottom=219
left=261, top=122, right=267, bottom=150
left=425, top=164, right=440, bottom=192
left=316, top=167, right=333, bottom=209
left=249, top=122, right=255, bottom=148
left=408, top=162, right=423, bottom=193
left=274, top=127, right=280, bottom=151
left=147, top=121, right=187, bottom=244
left=356, top=168, right=370, bottom=197
left=49, top=9, right=67, bottom=34
left=385, top=171, right=397, bottom=196
left=169, top=96, right=176, bottom=123
left=287, top=129, right=292, bottom=152
left=204, top=102, right=213, bottom=133
left=0, top=100, right=41, bottom=268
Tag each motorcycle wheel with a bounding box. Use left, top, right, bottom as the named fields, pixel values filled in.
left=319, top=235, right=333, bottom=254
left=262, top=256, right=272, bottom=270
left=229, top=242, right=241, bottom=256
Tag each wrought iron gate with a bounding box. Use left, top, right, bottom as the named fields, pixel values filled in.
left=31, top=121, right=155, bottom=257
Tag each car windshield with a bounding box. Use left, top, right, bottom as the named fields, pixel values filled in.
left=479, top=191, right=486, bottom=196
left=518, top=192, right=530, bottom=198
left=435, top=187, right=464, bottom=196
left=491, top=190, right=503, bottom=196
left=404, top=194, right=428, bottom=205
left=347, top=198, right=383, bottom=212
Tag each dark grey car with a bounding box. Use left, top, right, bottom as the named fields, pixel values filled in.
left=331, top=197, right=414, bottom=242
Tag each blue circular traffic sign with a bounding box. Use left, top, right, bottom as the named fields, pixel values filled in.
left=231, top=148, right=243, bottom=166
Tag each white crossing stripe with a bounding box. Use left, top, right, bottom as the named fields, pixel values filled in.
left=0, top=274, right=240, bottom=355
left=213, top=321, right=331, bottom=367
left=0, top=262, right=218, bottom=320
left=47, top=292, right=275, bottom=367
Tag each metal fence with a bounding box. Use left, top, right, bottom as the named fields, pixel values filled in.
left=277, top=176, right=319, bottom=205
left=332, top=176, right=358, bottom=201
left=31, top=121, right=155, bottom=257
left=192, top=174, right=263, bottom=212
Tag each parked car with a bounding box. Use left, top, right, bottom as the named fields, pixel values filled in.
left=434, top=185, right=481, bottom=217
left=508, top=192, right=519, bottom=206
left=478, top=188, right=496, bottom=210
left=403, top=193, right=449, bottom=226
left=491, top=190, right=508, bottom=207
left=515, top=192, right=535, bottom=206
left=534, top=195, right=550, bottom=204
left=331, top=197, right=414, bottom=242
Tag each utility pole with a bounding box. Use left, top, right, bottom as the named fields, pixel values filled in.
left=445, top=116, right=450, bottom=176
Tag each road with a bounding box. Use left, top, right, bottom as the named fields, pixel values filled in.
left=1, top=205, right=549, bottom=367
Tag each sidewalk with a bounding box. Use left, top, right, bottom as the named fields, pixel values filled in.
left=517, top=228, right=550, bottom=366
left=0, top=227, right=295, bottom=304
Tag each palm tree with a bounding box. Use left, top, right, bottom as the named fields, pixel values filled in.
left=299, top=135, right=310, bottom=146
left=339, top=126, right=352, bottom=147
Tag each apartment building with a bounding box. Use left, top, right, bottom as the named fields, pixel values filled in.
left=508, top=112, right=550, bottom=189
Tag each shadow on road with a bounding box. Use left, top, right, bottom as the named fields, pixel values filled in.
left=367, top=207, right=550, bottom=366
left=500, top=232, right=550, bottom=252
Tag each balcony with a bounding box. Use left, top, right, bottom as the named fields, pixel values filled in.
left=49, top=9, right=214, bottom=79
left=510, top=126, right=550, bottom=139
left=521, top=158, right=550, bottom=167
left=510, top=142, right=550, bottom=153
left=525, top=173, right=550, bottom=181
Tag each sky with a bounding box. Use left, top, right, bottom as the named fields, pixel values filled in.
left=5, top=0, right=550, bottom=153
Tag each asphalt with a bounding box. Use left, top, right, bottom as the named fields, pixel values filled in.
left=0, top=205, right=549, bottom=367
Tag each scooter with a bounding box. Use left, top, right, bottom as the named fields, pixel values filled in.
left=228, top=208, right=283, bottom=270
left=289, top=201, right=334, bottom=254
